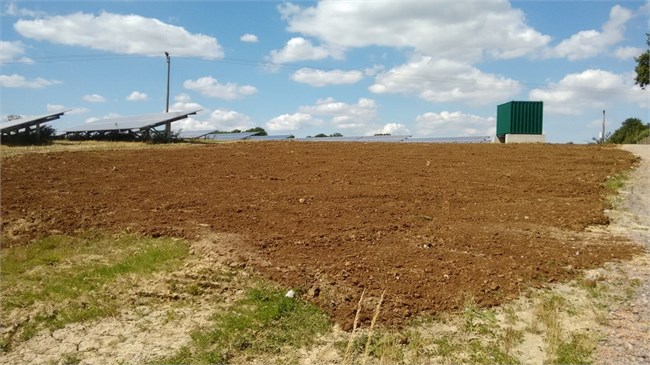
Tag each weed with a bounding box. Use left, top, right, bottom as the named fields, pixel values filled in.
left=60, top=352, right=82, bottom=365
left=468, top=340, right=521, bottom=365
left=157, top=285, right=330, bottom=364
left=186, top=284, right=202, bottom=296
left=503, top=306, right=519, bottom=325
left=534, top=293, right=568, bottom=358
left=433, top=336, right=457, bottom=358
left=0, top=233, right=188, bottom=347
left=502, top=327, right=524, bottom=355
left=463, top=304, right=497, bottom=336
left=553, top=333, right=594, bottom=365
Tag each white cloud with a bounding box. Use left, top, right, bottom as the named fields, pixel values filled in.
left=364, top=65, right=385, bottom=76
left=173, top=117, right=215, bottom=132
left=298, top=97, right=378, bottom=129
left=183, top=76, right=257, bottom=100
left=170, top=101, right=204, bottom=113
left=205, top=109, right=254, bottom=131
left=169, top=93, right=204, bottom=114
left=369, top=56, right=520, bottom=105
left=268, top=37, right=342, bottom=63
left=549, top=5, right=633, bottom=60
left=126, top=91, right=148, bottom=101
left=0, top=74, right=60, bottom=88
left=279, top=1, right=550, bottom=63
left=415, top=111, right=496, bottom=137
left=0, top=40, right=33, bottom=64
left=291, top=68, right=363, bottom=87
left=529, top=69, right=648, bottom=115
left=614, top=46, right=643, bottom=60
left=174, top=93, right=192, bottom=103
left=3, top=1, right=47, bottom=17
left=82, top=94, right=106, bottom=103
left=377, top=123, right=410, bottom=135
left=240, top=33, right=259, bottom=43
left=14, top=11, right=223, bottom=59
left=46, top=104, right=88, bottom=115
left=267, top=113, right=318, bottom=132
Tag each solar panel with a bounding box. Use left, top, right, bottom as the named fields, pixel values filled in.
left=204, top=132, right=258, bottom=141
left=177, top=130, right=217, bottom=139
left=0, top=111, right=67, bottom=134
left=357, top=135, right=411, bottom=142
left=403, top=136, right=492, bottom=143
left=247, top=135, right=293, bottom=141
left=64, top=110, right=200, bottom=133
left=293, top=135, right=493, bottom=144
left=295, top=136, right=361, bottom=142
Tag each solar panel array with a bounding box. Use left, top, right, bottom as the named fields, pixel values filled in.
left=1, top=111, right=67, bottom=134
left=248, top=135, right=293, bottom=141
left=403, top=136, right=493, bottom=143
left=204, top=132, right=259, bottom=141
left=358, top=135, right=411, bottom=142
left=295, top=136, right=361, bottom=142
left=177, top=130, right=216, bottom=139
left=294, top=135, right=492, bottom=144
left=65, top=110, right=200, bottom=133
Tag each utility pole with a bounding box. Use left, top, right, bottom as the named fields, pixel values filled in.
left=165, top=51, right=171, bottom=140
left=601, top=109, right=606, bottom=144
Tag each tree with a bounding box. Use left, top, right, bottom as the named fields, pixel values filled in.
left=607, top=118, right=650, bottom=144
left=314, top=133, right=328, bottom=138
left=634, top=33, right=649, bottom=90
left=245, top=127, right=267, bottom=136
left=330, top=132, right=343, bottom=137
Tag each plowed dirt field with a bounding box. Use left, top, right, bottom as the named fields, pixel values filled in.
left=0, top=142, right=641, bottom=328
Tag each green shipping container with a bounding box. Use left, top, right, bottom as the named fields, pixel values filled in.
left=496, top=101, right=543, bottom=136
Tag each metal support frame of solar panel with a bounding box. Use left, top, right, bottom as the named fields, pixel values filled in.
left=403, top=136, right=492, bottom=143
left=204, top=132, right=258, bottom=141
left=64, top=110, right=200, bottom=134
left=0, top=111, right=68, bottom=135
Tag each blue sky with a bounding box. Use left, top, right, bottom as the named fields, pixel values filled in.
left=1, top=0, right=648, bottom=142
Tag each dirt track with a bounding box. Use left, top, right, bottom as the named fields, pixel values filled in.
left=0, top=142, right=641, bottom=328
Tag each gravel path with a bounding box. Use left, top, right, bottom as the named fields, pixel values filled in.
left=595, top=145, right=650, bottom=364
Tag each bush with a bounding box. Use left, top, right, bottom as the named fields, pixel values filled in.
left=607, top=118, right=649, bottom=144
left=1, top=125, right=56, bottom=145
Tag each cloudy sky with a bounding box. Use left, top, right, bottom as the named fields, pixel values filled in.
left=1, top=0, right=648, bottom=142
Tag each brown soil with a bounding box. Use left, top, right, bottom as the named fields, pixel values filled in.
left=0, top=142, right=641, bottom=329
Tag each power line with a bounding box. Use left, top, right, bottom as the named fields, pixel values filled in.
left=3, top=53, right=644, bottom=96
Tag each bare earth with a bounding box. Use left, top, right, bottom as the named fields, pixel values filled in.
left=1, top=142, right=641, bottom=329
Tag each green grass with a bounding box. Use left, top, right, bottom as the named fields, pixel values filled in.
left=157, top=285, right=330, bottom=364
left=603, top=171, right=630, bottom=208
left=553, top=333, right=594, bottom=365
left=1, top=233, right=188, bottom=345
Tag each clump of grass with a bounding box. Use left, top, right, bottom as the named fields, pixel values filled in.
left=158, top=285, right=330, bottom=364
left=534, top=293, right=565, bottom=353
left=604, top=173, right=628, bottom=193
left=468, top=340, right=521, bottom=365
left=603, top=172, right=630, bottom=208
left=0, top=233, right=188, bottom=346
left=553, top=333, right=594, bottom=365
